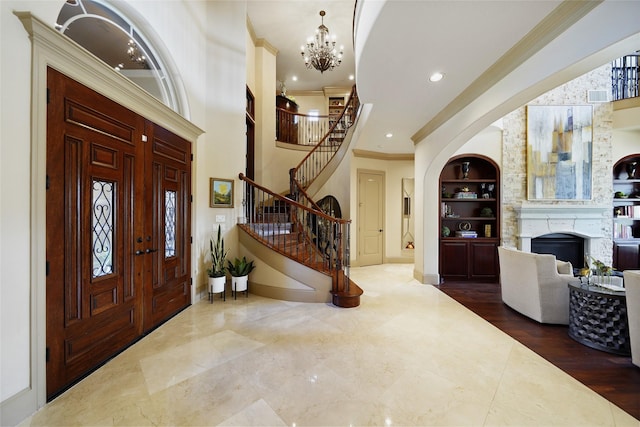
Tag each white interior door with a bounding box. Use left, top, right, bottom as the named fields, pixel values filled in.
left=358, top=170, right=384, bottom=266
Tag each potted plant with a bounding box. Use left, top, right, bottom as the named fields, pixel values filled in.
left=207, top=225, right=228, bottom=296
left=227, top=256, right=255, bottom=295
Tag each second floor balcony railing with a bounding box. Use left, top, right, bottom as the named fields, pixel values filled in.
left=612, top=54, right=639, bottom=101
left=276, top=109, right=336, bottom=146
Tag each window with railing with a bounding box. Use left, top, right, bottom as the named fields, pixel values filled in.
left=612, top=54, right=639, bottom=101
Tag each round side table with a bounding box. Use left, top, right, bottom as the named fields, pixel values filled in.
left=567, top=282, right=630, bottom=356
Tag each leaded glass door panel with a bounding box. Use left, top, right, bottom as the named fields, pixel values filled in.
left=142, top=121, right=191, bottom=329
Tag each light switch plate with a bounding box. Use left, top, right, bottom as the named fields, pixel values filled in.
left=216, top=215, right=225, bottom=223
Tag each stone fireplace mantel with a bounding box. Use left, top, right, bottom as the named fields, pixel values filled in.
left=514, top=204, right=609, bottom=255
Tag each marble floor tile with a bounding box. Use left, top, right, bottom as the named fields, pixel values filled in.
left=140, top=330, right=265, bottom=394
left=19, top=264, right=638, bottom=426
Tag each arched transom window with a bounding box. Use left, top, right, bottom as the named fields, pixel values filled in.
left=56, top=0, right=181, bottom=113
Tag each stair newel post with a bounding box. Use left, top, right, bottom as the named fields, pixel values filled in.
left=289, top=168, right=297, bottom=202
left=334, top=218, right=341, bottom=271
left=329, top=216, right=337, bottom=271
left=262, top=190, right=267, bottom=230
left=243, top=181, right=250, bottom=225
left=344, top=221, right=351, bottom=292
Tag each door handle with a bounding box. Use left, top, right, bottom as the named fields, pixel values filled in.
left=379, top=229, right=383, bottom=232
left=146, top=248, right=158, bottom=254
left=135, top=250, right=144, bottom=256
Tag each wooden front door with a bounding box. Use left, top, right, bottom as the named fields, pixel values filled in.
left=46, top=68, right=191, bottom=398
left=142, top=121, right=192, bottom=328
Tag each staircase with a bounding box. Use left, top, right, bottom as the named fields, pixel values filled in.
left=238, top=85, right=363, bottom=308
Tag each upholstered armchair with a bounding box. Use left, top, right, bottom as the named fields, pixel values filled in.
left=623, top=270, right=640, bottom=368
left=498, top=246, right=581, bottom=325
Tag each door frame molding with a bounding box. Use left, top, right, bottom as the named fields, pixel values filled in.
left=356, top=168, right=385, bottom=266
left=8, top=13, right=203, bottom=422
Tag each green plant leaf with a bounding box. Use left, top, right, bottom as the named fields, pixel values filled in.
left=208, top=225, right=228, bottom=277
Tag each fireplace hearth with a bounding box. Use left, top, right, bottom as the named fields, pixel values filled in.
left=514, top=205, right=608, bottom=263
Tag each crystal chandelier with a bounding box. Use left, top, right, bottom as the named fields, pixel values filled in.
left=301, top=11, right=343, bottom=73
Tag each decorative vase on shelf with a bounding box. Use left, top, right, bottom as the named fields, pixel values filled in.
left=487, top=183, right=495, bottom=198
left=461, top=161, right=470, bottom=179
left=626, top=161, right=637, bottom=179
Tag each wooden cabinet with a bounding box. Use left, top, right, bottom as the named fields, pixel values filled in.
left=613, top=241, right=640, bottom=271
left=440, top=240, right=469, bottom=280
left=613, top=154, right=640, bottom=270
left=276, top=95, right=298, bottom=144
left=439, top=155, right=500, bottom=281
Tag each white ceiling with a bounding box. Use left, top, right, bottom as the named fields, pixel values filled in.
left=248, top=1, right=640, bottom=155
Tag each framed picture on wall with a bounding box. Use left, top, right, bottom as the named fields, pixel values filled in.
left=210, top=178, right=234, bottom=208
left=526, top=105, right=593, bottom=200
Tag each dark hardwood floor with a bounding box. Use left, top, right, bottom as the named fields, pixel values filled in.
left=438, top=280, right=640, bottom=421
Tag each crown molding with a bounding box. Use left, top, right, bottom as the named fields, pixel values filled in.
left=246, top=15, right=257, bottom=44
left=323, top=86, right=352, bottom=97
left=255, top=38, right=278, bottom=56
left=288, top=90, right=325, bottom=97
left=352, top=149, right=414, bottom=161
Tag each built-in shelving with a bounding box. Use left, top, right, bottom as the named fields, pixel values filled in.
left=328, top=96, right=344, bottom=128
left=612, top=155, right=640, bottom=270
left=439, top=155, right=500, bottom=281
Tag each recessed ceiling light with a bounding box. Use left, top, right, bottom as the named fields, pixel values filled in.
left=292, top=76, right=298, bottom=81
left=385, top=133, right=393, bottom=138
left=349, top=74, right=354, bottom=80
left=429, top=72, right=444, bottom=82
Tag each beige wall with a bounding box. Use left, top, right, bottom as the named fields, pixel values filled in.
left=612, top=99, right=640, bottom=163
left=613, top=128, right=640, bottom=163
left=253, top=42, right=277, bottom=188
left=288, top=91, right=326, bottom=115
left=0, top=0, right=60, bottom=410
left=246, top=25, right=256, bottom=94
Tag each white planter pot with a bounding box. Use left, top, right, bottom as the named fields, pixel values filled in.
left=232, top=275, right=248, bottom=292
left=208, top=276, right=226, bottom=294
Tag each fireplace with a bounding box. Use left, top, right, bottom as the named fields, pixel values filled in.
left=514, top=205, right=608, bottom=262
left=531, top=233, right=585, bottom=270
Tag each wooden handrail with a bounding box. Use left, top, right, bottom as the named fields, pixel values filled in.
left=276, top=108, right=334, bottom=146
left=239, top=173, right=349, bottom=226
left=276, top=108, right=330, bottom=119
